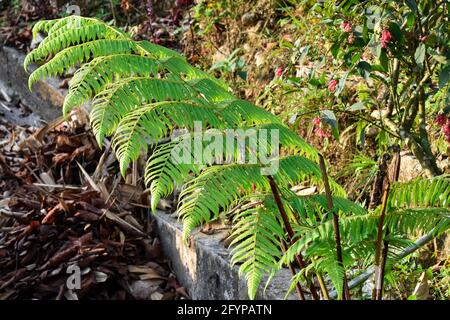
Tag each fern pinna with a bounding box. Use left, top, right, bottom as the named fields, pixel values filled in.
left=278, top=177, right=450, bottom=298
left=26, top=16, right=450, bottom=300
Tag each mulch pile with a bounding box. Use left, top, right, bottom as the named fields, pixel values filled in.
left=0, top=111, right=187, bottom=300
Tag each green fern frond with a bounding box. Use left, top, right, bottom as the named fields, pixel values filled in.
left=313, top=252, right=346, bottom=298
left=178, top=155, right=325, bottom=241
left=229, top=206, right=285, bottom=300
left=285, top=208, right=449, bottom=266
left=61, top=54, right=225, bottom=117
left=288, top=193, right=367, bottom=224
left=28, top=40, right=140, bottom=88
left=111, top=97, right=287, bottom=175
left=88, top=78, right=233, bottom=145
left=31, top=19, right=58, bottom=38
left=112, top=100, right=227, bottom=175
left=283, top=241, right=350, bottom=300
left=144, top=123, right=317, bottom=211
left=63, top=54, right=160, bottom=113
left=388, top=176, right=450, bottom=210
left=281, top=196, right=450, bottom=279
left=138, top=40, right=185, bottom=60
left=386, top=208, right=450, bottom=235
left=24, top=17, right=341, bottom=301
left=162, top=56, right=227, bottom=88
left=25, top=19, right=124, bottom=71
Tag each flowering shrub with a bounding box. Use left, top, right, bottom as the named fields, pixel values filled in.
left=310, top=0, right=449, bottom=176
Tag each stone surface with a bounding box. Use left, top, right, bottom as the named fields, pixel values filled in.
left=241, top=12, right=259, bottom=27
left=0, top=46, right=65, bottom=124
left=154, top=210, right=296, bottom=300
left=398, top=151, right=423, bottom=182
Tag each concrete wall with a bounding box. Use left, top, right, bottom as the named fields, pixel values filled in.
left=155, top=211, right=296, bottom=300
left=0, top=46, right=64, bottom=124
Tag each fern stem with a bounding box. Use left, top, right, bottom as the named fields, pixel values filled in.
left=280, top=240, right=306, bottom=300
left=377, top=146, right=401, bottom=300
left=372, top=180, right=391, bottom=300
left=318, top=154, right=351, bottom=300
left=378, top=239, right=389, bottom=300
left=267, top=176, right=320, bottom=300
left=316, top=271, right=330, bottom=300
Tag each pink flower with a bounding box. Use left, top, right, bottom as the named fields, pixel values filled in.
left=435, top=114, right=447, bottom=127
left=341, top=21, right=351, bottom=33
left=313, top=117, right=321, bottom=126
left=443, top=123, right=450, bottom=135
left=328, top=79, right=338, bottom=92
left=381, top=29, right=392, bottom=48
left=314, top=127, right=330, bottom=139
left=275, top=67, right=283, bottom=77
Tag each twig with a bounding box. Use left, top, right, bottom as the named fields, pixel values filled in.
left=0, top=101, right=11, bottom=112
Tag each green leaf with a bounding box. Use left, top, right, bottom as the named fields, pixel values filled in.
left=405, top=0, right=418, bottom=13
left=388, top=22, right=403, bottom=43
left=320, top=109, right=340, bottom=140
left=406, top=12, right=415, bottom=28
left=439, top=65, right=450, bottom=88
left=237, top=70, right=247, bottom=80
left=330, top=42, right=341, bottom=58
left=348, top=101, right=366, bottom=111
left=414, top=44, right=426, bottom=69
left=357, top=61, right=371, bottom=80
left=379, top=50, right=389, bottom=72
left=335, top=71, right=348, bottom=97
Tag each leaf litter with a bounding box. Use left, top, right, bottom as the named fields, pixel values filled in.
left=0, top=110, right=188, bottom=300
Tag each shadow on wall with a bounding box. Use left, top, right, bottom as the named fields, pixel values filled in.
left=155, top=210, right=297, bottom=300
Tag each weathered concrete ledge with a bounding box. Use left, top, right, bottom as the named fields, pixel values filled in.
left=0, top=46, right=65, bottom=124
left=155, top=210, right=295, bottom=300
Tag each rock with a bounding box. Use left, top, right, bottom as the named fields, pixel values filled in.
left=398, top=151, right=423, bottom=182
left=0, top=46, right=65, bottom=125
left=437, top=157, right=449, bottom=173
left=365, top=126, right=380, bottom=137
left=241, top=12, right=258, bottom=27
left=255, top=51, right=265, bottom=67
left=30, top=33, right=45, bottom=49
left=130, top=280, right=161, bottom=300
left=370, top=109, right=390, bottom=120
left=412, top=272, right=431, bottom=300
